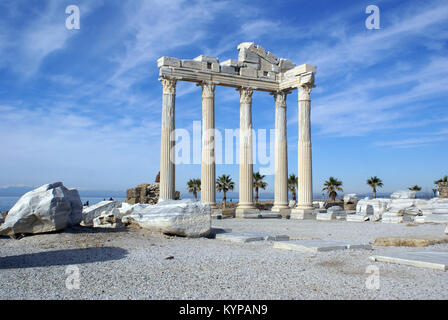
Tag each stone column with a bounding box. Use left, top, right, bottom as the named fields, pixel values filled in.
left=200, top=81, right=218, bottom=209
left=271, top=91, right=290, bottom=213
left=159, top=78, right=177, bottom=201
left=291, top=83, right=314, bottom=219
left=236, top=88, right=259, bottom=217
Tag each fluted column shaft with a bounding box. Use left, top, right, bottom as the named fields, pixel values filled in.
left=272, top=91, right=289, bottom=211
left=237, top=88, right=256, bottom=210
left=159, top=78, right=176, bottom=200
left=296, top=84, right=313, bottom=210
left=201, top=82, right=217, bottom=208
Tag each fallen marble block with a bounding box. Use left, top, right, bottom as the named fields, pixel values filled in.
left=316, top=211, right=347, bottom=221
left=0, top=182, right=82, bottom=236
left=343, top=193, right=358, bottom=204
left=273, top=240, right=372, bottom=252
left=215, top=232, right=289, bottom=243
left=391, top=190, right=416, bottom=199
left=381, top=214, right=414, bottom=224
left=346, top=215, right=371, bottom=222
left=122, top=199, right=211, bottom=238
left=92, top=209, right=124, bottom=229
left=370, top=252, right=448, bottom=271
left=81, top=200, right=122, bottom=227
left=415, top=215, right=448, bottom=224
left=374, top=235, right=448, bottom=247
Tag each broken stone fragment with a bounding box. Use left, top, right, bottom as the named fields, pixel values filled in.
left=0, top=182, right=82, bottom=236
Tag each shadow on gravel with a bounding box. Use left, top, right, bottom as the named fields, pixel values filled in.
left=0, top=247, right=128, bottom=269
left=64, top=225, right=129, bottom=234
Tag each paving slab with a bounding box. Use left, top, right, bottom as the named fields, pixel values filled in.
left=273, top=240, right=372, bottom=252
left=215, top=232, right=289, bottom=243
left=370, top=251, right=448, bottom=271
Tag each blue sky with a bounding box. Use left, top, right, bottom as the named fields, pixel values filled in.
left=0, top=0, right=447, bottom=196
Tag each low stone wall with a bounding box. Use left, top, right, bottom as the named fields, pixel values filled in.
left=439, top=185, right=448, bottom=198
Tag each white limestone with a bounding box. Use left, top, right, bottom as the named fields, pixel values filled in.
left=0, top=182, right=82, bottom=236
left=391, top=190, right=417, bottom=199
left=81, top=200, right=122, bottom=226
left=273, top=240, right=372, bottom=252
left=343, top=193, right=358, bottom=203
left=370, top=252, right=448, bottom=271
left=92, top=209, right=124, bottom=229
left=215, top=232, right=289, bottom=243
left=121, top=199, right=211, bottom=238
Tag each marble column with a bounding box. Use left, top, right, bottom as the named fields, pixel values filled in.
left=291, top=83, right=314, bottom=219
left=271, top=91, right=290, bottom=213
left=236, top=87, right=259, bottom=217
left=200, top=81, right=217, bottom=209
left=159, top=78, right=177, bottom=201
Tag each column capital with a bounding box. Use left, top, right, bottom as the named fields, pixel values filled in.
left=199, top=81, right=216, bottom=98
left=159, top=77, right=177, bottom=94
left=237, top=87, right=254, bottom=104
left=298, top=83, right=313, bottom=101
left=271, top=90, right=291, bottom=108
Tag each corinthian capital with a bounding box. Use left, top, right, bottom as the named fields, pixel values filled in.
left=238, top=87, right=253, bottom=104
left=298, top=84, right=313, bottom=101
left=201, top=81, right=216, bottom=98
left=273, top=91, right=289, bottom=108
left=160, top=78, right=177, bottom=94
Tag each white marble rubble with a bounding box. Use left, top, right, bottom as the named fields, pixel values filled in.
left=81, top=200, right=123, bottom=227
left=121, top=199, right=211, bottom=238
left=391, top=190, right=417, bottom=199
left=415, top=198, right=448, bottom=223
left=343, top=193, right=358, bottom=203
left=0, top=182, right=82, bottom=236
left=92, top=209, right=124, bottom=229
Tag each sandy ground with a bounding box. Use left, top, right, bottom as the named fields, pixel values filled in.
left=0, top=218, right=447, bottom=300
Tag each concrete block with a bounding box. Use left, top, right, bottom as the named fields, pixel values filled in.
left=370, top=252, right=448, bottom=271
left=157, top=56, right=181, bottom=68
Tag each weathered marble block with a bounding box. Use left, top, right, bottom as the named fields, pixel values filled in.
left=157, top=56, right=181, bottom=68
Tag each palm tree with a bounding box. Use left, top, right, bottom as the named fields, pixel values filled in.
left=288, top=174, right=298, bottom=201
left=187, top=178, right=201, bottom=200
left=216, top=174, right=234, bottom=208
left=253, top=171, right=267, bottom=203
left=409, top=185, right=422, bottom=191
left=434, top=176, right=448, bottom=186
left=366, top=176, right=383, bottom=199
left=322, top=177, right=343, bottom=202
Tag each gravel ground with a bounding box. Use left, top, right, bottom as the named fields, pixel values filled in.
left=0, top=218, right=447, bottom=300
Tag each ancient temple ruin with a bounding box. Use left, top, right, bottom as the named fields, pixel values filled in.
left=157, top=42, right=316, bottom=219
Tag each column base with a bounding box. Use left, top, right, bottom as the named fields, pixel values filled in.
left=210, top=208, right=223, bottom=220
left=235, top=207, right=260, bottom=219
left=290, top=208, right=316, bottom=220
left=271, top=205, right=290, bottom=212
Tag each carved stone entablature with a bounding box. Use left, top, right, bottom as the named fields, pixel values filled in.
left=158, top=42, right=316, bottom=93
